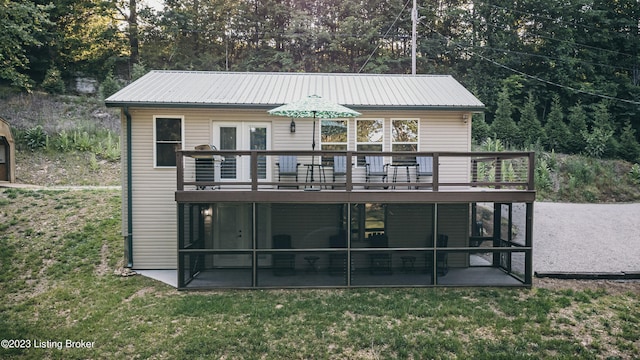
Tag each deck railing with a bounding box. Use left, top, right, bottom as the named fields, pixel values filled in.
left=176, top=150, right=535, bottom=192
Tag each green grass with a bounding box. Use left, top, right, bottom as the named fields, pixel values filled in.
left=1, top=189, right=639, bottom=359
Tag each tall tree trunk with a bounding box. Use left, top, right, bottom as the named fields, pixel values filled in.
left=129, top=0, right=139, bottom=66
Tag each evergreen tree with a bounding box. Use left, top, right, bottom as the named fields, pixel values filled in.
left=490, top=85, right=518, bottom=146
left=544, top=95, right=570, bottom=153
left=472, top=114, right=491, bottom=144
left=592, top=102, right=618, bottom=158
left=618, top=122, right=640, bottom=163
left=566, top=102, right=588, bottom=154
left=518, top=92, right=545, bottom=147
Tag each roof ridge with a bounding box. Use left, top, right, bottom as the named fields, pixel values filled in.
left=148, top=70, right=451, bottom=78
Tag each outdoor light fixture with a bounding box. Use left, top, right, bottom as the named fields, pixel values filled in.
left=462, top=114, right=469, bottom=124
left=203, top=208, right=212, bottom=217
left=290, top=119, right=296, bottom=133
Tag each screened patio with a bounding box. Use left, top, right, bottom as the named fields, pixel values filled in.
left=177, top=202, right=533, bottom=289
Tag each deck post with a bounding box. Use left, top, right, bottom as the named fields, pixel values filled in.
left=493, top=202, right=502, bottom=267
left=251, top=151, right=258, bottom=191
left=528, top=152, right=536, bottom=191
left=346, top=151, right=353, bottom=192
left=432, top=153, right=439, bottom=192
left=525, top=202, right=534, bottom=286
left=176, top=151, right=184, bottom=191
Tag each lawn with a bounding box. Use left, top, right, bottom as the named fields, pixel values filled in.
left=0, top=188, right=639, bottom=359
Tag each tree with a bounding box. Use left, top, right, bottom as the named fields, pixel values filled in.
left=618, top=122, right=640, bottom=163
left=518, top=92, right=545, bottom=147
left=591, top=102, right=618, bottom=158
left=0, top=0, right=52, bottom=90
left=566, top=102, right=588, bottom=154
left=490, top=85, right=518, bottom=146
left=472, top=115, right=491, bottom=144
left=544, top=95, right=570, bottom=153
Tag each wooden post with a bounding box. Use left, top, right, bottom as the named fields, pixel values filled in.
left=251, top=151, right=258, bottom=191
left=176, top=151, right=184, bottom=191
left=432, top=152, right=439, bottom=191
left=528, top=152, right=536, bottom=191
left=346, top=151, right=353, bottom=192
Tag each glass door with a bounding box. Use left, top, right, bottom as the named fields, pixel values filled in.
left=213, top=203, right=252, bottom=267
left=213, top=122, right=271, bottom=184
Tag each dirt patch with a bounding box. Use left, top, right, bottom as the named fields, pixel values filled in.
left=95, top=244, right=110, bottom=276
left=123, top=287, right=156, bottom=303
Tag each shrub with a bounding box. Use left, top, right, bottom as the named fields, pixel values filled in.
left=24, top=125, right=48, bottom=151
left=630, top=164, right=640, bottom=185
left=535, top=158, right=552, bottom=193
left=41, top=66, right=65, bottom=94
left=99, top=72, right=122, bottom=100
left=582, top=127, right=613, bottom=159
left=54, top=130, right=74, bottom=152
left=131, top=62, right=148, bottom=81
left=73, top=131, right=94, bottom=152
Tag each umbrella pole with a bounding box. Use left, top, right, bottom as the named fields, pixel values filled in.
left=311, top=114, right=316, bottom=186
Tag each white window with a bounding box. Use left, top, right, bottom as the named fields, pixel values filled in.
left=391, top=119, right=418, bottom=163
left=320, top=119, right=348, bottom=164
left=154, top=116, right=183, bottom=167
left=356, top=119, right=383, bottom=165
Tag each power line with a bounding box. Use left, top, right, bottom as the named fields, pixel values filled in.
left=468, top=48, right=640, bottom=105
left=358, top=0, right=412, bottom=73
left=418, top=19, right=640, bottom=105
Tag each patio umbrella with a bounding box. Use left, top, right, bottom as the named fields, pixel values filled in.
left=268, top=95, right=361, bottom=186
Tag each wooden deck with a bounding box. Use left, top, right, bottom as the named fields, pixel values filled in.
left=176, top=150, right=536, bottom=204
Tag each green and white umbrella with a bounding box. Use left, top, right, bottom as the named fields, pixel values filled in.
left=268, top=95, right=361, bottom=186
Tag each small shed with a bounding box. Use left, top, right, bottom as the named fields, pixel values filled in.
left=0, top=118, right=15, bottom=183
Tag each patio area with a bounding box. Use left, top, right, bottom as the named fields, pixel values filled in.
left=140, top=257, right=524, bottom=289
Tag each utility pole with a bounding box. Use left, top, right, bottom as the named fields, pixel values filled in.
left=411, top=0, right=417, bottom=75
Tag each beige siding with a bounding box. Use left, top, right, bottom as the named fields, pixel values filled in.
left=438, top=204, right=470, bottom=267
left=423, top=112, right=471, bottom=188
left=127, top=108, right=472, bottom=269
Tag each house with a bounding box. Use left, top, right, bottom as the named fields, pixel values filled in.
left=0, top=118, right=15, bottom=183
left=105, top=71, right=535, bottom=289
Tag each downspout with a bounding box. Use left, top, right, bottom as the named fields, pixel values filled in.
left=124, top=107, right=133, bottom=268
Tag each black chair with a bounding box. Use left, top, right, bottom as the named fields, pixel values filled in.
left=328, top=230, right=347, bottom=276
left=272, top=234, right=295, bottom=275
left=194, top=144, right=216, bottom=190
left=426, top=234, right=448, bottom=276
left=369, top=233, right=392, bottom=275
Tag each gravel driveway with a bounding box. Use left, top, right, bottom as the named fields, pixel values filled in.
left=533, top=202, right=640, bottom=274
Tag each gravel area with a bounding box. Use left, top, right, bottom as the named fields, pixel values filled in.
left=533, top=202, right=640, bottom=274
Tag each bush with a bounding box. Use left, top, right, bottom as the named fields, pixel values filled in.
left=582, top=127, right=613, bottom=159
left=630, top=164, right=640, bottom=185
left=24, top=125, right=48, bottom=151
left=54, top=130, right=74, bottom=152
left=41, top=66, right=65, bottom=94
left=99, top=72, right=122, bottom=100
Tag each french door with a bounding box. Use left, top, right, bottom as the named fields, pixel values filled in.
left=213, top=122, right=271, bottom=184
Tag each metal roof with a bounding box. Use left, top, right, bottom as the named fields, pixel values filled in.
left=105, top=71, right=484, bottom=111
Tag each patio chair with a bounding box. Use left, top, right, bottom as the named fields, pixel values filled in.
left=194, top=144, right=215, bottom=190
left=365, top=156, right=388, bottom=189
left=369, top=233, right=392, bottom=275
left=332, top=156, right=347, bottom=185
left=328, top=230, right=347, bottom=276
left=416, top=156, right=433, bottom=188
left=276, top=155, right=300, bottom=188
left=272, top=234, right=295, bottom=275
left=426, top=234, right=448, bottom=276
